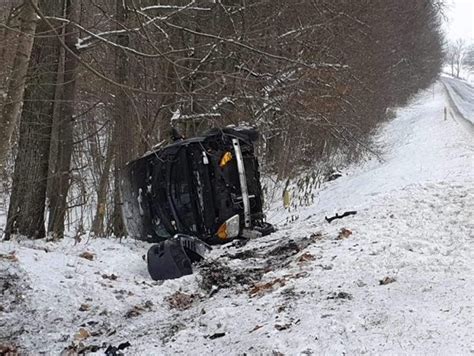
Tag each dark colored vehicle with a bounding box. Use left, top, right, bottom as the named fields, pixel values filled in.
left=121, top=127, right=274, bottom=274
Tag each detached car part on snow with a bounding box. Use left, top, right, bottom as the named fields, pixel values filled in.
left=121, top=127, right=274, bottom=280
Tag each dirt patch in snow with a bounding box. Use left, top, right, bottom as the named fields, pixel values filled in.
left=198, top=234, right=322, bottom=295
left=0, top=259, right=31, bottom=350
left=198, top=260, right=264, bottom=293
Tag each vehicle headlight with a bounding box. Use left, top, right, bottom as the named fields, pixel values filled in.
left=217, top=214, right=240, bottom=240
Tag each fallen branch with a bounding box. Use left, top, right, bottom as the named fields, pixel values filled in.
left=325, top=211, right=357, bottom=223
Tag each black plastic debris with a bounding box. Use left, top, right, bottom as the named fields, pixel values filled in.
left=325, top=211, right=357, bottom=223
left=104, top=341, right=131, bottom=356
left=147, top=234, right=210, bottom=281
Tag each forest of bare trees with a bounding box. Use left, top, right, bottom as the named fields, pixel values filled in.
left=0, top=0, right=444, bottom=240
left=446, top=39, right=465, bottom=78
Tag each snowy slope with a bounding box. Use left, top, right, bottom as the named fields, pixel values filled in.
left=1, top=81, right=473, bottom=355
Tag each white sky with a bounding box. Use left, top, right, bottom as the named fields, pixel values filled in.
left=443, top=0, right=474, bottom=41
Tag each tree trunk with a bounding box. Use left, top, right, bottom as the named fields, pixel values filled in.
left=4, top=0, right=62, bottom=240
left=91, top=136, right=113, bottom=236
left=110, top=0, right=135, bottom=237
left=0, top=3, right=22, bottom=92
left=0, top=0, right=39, bottom=174
left=47, top=0, right=79, bottom=239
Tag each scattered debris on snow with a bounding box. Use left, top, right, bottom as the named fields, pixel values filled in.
left=379, top=277, right=397, bottom=286
left=337, top=228, right=353, bottom=240
left=79, top=251, right=95, bottom=261
left=166, top=291, right=195, bottom=311
left=0, top=81, right=473, bottom=354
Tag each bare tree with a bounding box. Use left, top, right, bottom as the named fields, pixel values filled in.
left=446, top=39, right=465, bottom=78
left=0, top=0, right=39, bottom=174
left=47, top=0, right=80, bottom=239
left=462, top=44, right=474, bottom=73
left=2, top=0, right=445, bottom=239
left=4, top=0, right=63, bottom=240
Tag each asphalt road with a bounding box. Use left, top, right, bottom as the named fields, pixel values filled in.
left=441, top=76, right=474, bottom=136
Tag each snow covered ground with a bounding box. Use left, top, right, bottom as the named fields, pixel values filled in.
left=1, top=81, right=473, bottom=355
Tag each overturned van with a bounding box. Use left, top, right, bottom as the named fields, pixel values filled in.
left=121, top=127, right=274, bottom=247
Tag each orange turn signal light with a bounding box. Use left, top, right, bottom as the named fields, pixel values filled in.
left=219, top=151, right=233, bottom=167
left=217, top=223, right=228, bottom=239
